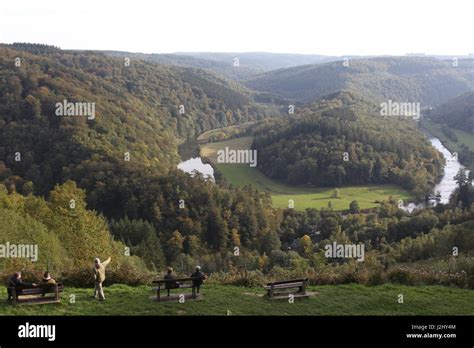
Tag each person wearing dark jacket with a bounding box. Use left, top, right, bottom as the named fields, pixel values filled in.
left=7, top=272, right=36, bottom=301
left=164, top=267, right=179, bottom=296
left=190, top=266, right=206, bottom=294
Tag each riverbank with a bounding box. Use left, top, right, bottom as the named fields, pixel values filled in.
left=422, top=120, right=474, bottom=154
left=420, top=122, right=468, bottom=204
left=198, top=136, right=411, bottom=211
left=178, top=122, right=464, bottom=211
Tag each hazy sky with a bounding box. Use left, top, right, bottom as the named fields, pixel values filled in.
left=0, top=0, right=472, bottom=55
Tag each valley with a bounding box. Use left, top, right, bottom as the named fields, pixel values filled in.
left=1, top=43, right=473, bottom=319
left=195, top=135, right=411, bottom=211
left=1, top=1, right=474, bottom=344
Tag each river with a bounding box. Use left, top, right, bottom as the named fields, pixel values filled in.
left=177, top=157, right=215, bottom=181
left=404, top=134, right=467, bottom=212
left=177, top=134, right=466, bottom=210
left=429, top=137, right=466, bottom=203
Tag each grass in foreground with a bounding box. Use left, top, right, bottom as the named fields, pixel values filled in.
left=0, top=284, right=473, bottom=316
left=200, top=137, right=411, bottom=211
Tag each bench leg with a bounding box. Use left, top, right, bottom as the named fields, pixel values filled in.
left=55, top=286, right=59, bottom=302
left=192, top=286, right=196, bottom=299
left=302, top=280, right=307, bottom=295
left=157, top=285, right=161, bottom=302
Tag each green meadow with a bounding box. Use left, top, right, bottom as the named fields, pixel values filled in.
left=1, top=284, right=473, bottom=316
left=423, top=120, right=474, bottom=153
left=201, top=136, right=411, bottom=211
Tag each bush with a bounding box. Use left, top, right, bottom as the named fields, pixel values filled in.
left=311, top=270, right=342, bottom=285
left=387, top=268, right=416, bottom=285
left=208, top=270, right=266, bottom=287
left=455, top=257, right=474, bottom=289
left=368, top=271, right=385, bottom=286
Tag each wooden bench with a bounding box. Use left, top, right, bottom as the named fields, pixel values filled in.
left=152, top=277, right=202, bottom=302
left=9, top=283, right=65, bottom=304
left=264, top=278, right=309, bottom=299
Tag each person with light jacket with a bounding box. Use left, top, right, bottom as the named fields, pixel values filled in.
left=93, top=257, right=111, bottom=301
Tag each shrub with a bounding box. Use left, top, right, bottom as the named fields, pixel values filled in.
left=207, top=270, right=266, bottom=287
left=368, top=271, right=385, bottom=286
left=387, top=268, right=416, bottom=285
left=455, top=257, right=474, bottom=289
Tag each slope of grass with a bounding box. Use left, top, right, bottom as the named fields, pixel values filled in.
left=1, top=284, right=473, bottom=316
left=200, top=137, right=411, bottom=211
left=423, top=120, right=474, bottom=153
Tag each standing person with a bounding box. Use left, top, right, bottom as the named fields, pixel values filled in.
left=190, top=266, right=206, bottom=294
left=6, top=272, right=36, bottom=302
left=164, top=267, right=179, bottom=296
left=93, top=257, right=111, bottom=301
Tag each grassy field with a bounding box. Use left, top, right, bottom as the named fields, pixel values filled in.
left=423, top=120, right=474, bottom=153
left=200, top=137, right=411, bottom=211
left=1, top=284, right=473, bottom=316
left=197, top=123, right=256, bottom=143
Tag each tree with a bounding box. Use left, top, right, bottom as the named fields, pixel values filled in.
left=109, top=217, right=164, bottom=269
left=184, top=235, right=201, bottom=256
left=206, top=204, right=228, bottom=251
left=454, top=168, right=469, bottom=187
left=349, top=200, right=360, bottom=214
left=298, top=234, right=313, bottom=257
left=453, top=168, right=472, bottom=208
left=230, top=228, right=241, bottom=247
left=269, top=250, right=289, bottom=268
left=166, top=230, right=184, bottom=262
left=258, top=229, right=281, bottom=255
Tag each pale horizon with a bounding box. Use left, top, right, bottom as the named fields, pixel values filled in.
left=1, top=0, right=473, bottom=56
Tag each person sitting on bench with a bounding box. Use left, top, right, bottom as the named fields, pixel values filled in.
left=190, top=266, right=206, bottom=294
left=164, top=267, right=179, bottom=296
left=40, top=272, right=56, bottom=297
left=41, top=272, right=56, bottom=285
left=6, top=272, right=36, bottom=302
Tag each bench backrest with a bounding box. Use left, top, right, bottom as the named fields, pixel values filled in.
left=265, top=278, right=308, bottom=286
left=152, top=277, right=201, bottom=284
left=8, top=283, right=64, bottom=294
left=38, top=282, right=64, bottom=289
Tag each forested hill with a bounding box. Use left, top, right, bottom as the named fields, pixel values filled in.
left=427, top=91, right=474, bottom=133
left=253, top=91, right=445, bottom=199
left=1, top=43, right=280, bottom=137
left=0, top=44, right=282, bottom=270
left=104, top=51, right=340, bottom=81
left=175, top=52, right=337, bottom=73
left=245, top=57, right=474, bottom=106
left=0, top=44, right=281, bottom=195
left=104, top=51, right=259, bottom=81
left=1, top=45, right=474, bottom=288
